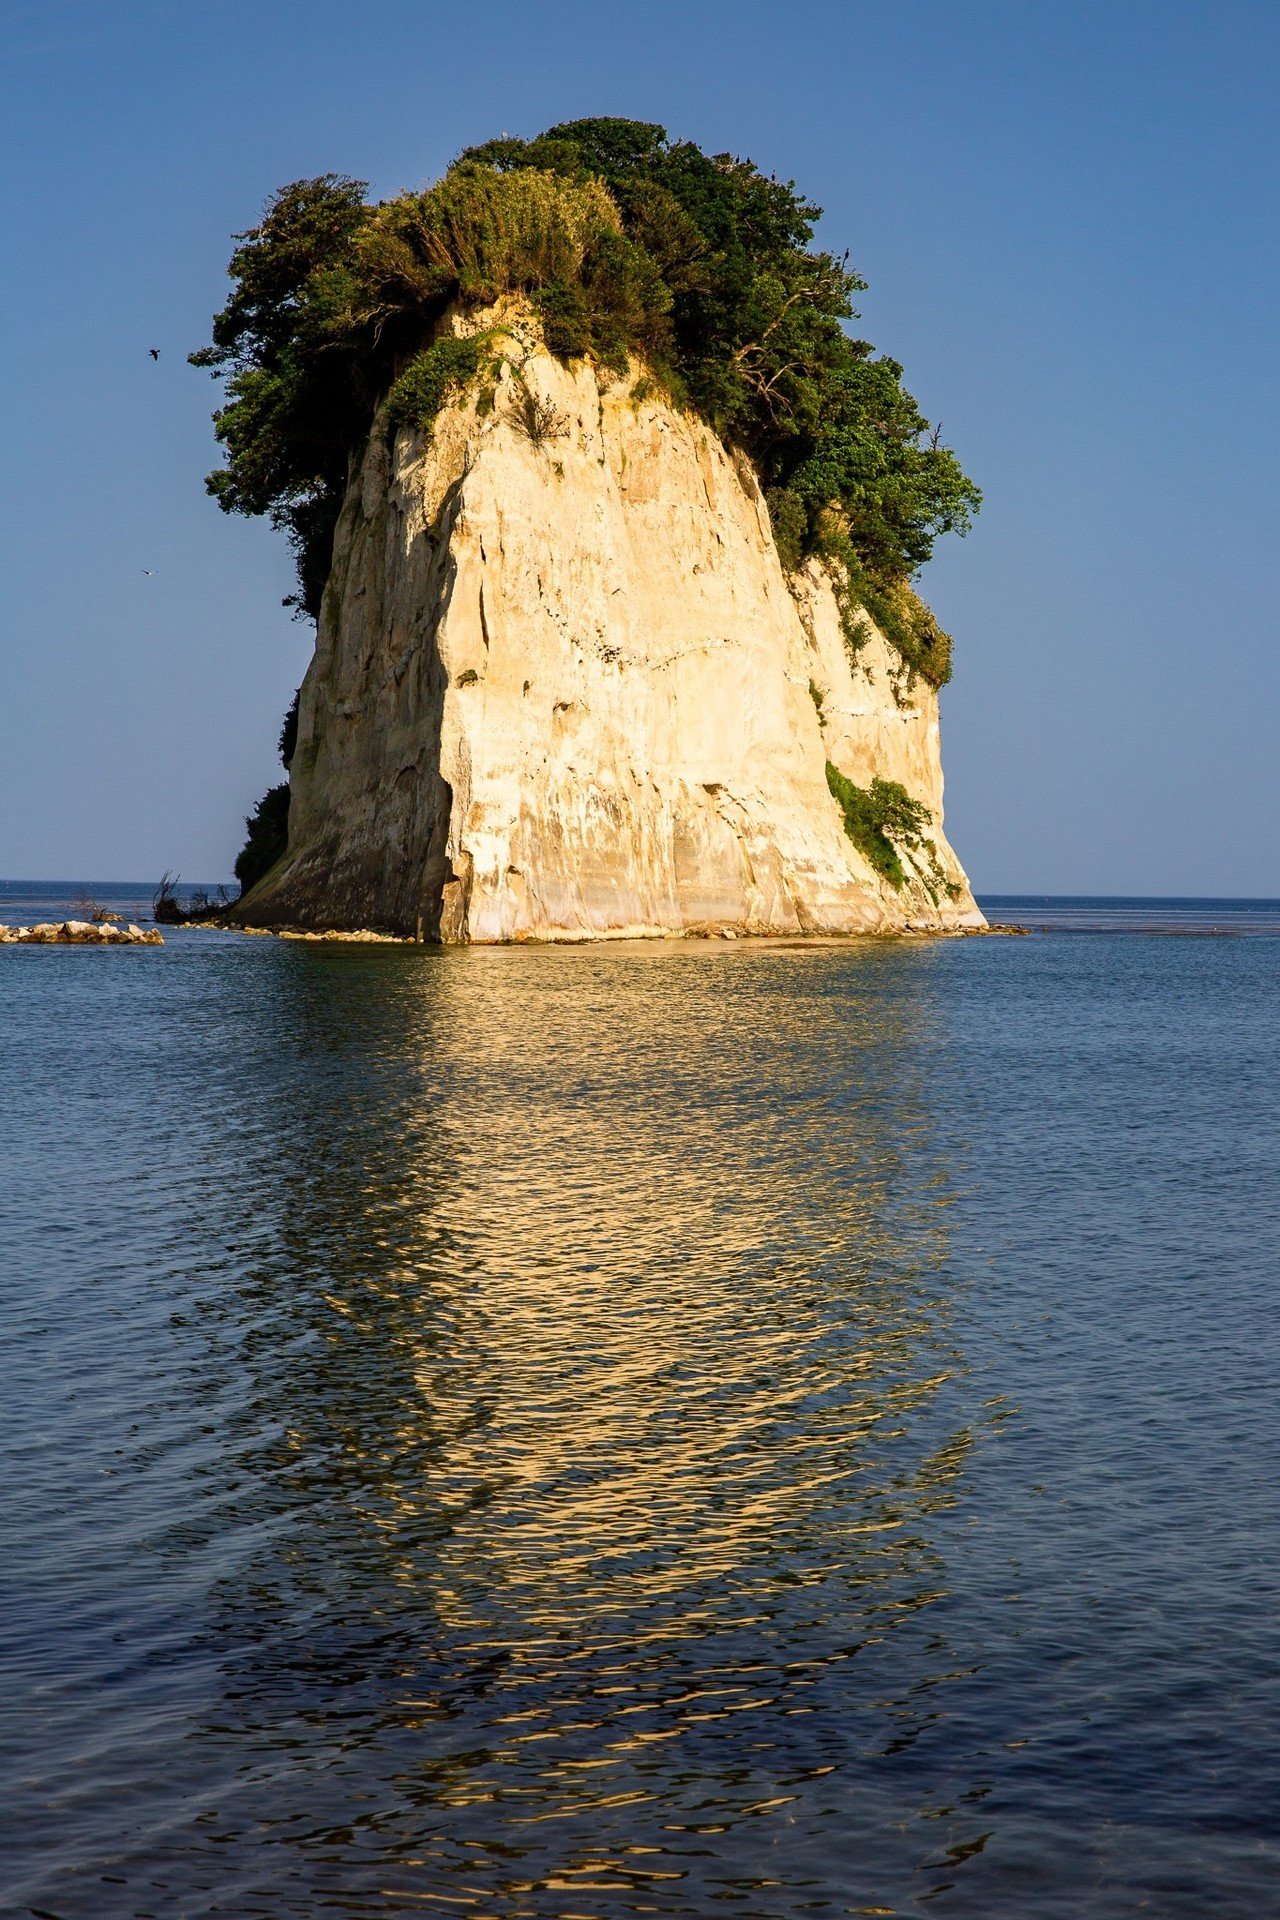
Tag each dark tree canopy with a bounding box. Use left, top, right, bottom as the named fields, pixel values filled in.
left=233, top=782, right=289, bottom=892
left=193, top=119, right=979, bottom=681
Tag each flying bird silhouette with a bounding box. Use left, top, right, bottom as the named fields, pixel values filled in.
left=141, top=569, right=156, bottom=576
left=149, top=348, right=160, bottom=360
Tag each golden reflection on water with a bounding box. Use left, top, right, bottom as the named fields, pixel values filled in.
left=196, top=940, right=982, bottom=1911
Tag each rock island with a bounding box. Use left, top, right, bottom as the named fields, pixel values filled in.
left=196, top=119, right=984, bottom=940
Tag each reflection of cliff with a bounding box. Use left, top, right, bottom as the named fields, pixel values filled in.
left=143, top=940, right=990, bottom=1909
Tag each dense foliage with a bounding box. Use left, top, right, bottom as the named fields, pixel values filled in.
left=278, top=688, right=300, bottom=769
left=194, top=119, right=979, bottom=681
left=234, top=782, right=290, bottom=892
left=386, top=333, right=491, bottom=433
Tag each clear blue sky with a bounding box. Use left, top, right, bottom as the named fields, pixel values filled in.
left=2, top=0, right=1277, bottom=892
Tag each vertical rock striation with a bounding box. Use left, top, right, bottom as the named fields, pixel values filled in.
left=239, top=311, right=983, bottom=939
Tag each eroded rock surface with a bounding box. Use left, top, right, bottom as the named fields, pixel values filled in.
left=240, top=308, right=983, bottom=941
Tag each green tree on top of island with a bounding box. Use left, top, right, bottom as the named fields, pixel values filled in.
left=193, top=117, right=980, bottom=686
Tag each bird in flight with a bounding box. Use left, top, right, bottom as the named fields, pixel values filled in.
left=141, top=569, right=156, bottom=577
left=149, top=348, right=160, bottom=360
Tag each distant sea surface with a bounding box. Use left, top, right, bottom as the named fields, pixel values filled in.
left=3, top=886, right=1278, bottom=1917
left=983, top=893, right=1280, bottom=934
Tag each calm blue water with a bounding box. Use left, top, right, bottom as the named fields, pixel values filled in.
left=2, top=889, right=1278, bottom=1917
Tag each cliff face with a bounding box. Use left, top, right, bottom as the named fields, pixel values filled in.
left=241, top=309, right=982, bottom=939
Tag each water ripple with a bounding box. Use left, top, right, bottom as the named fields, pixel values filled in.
left=2, top=924, right=1277, bottom=1915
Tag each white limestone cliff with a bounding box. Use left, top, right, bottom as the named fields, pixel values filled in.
left=240, top=306, right=983, bottom=940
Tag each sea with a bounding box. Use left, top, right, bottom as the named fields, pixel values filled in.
left=2, top=882, right=1278, bottom=1918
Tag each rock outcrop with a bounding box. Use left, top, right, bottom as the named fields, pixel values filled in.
left=239, top=307, right=982, bottom=940
left=0, top=922, right=163, bottom=945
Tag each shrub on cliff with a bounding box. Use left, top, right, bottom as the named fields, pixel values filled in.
left=825, top=762, right=959, bottom=901
left=278, top=688, right=299, bottom=769
left=386, top=334, right=491, bottom=433
left=234, top=783, right=290, bottom=893
left=826, top=764, right=916, bottom=887
left=193, top=120, right=979, bottom=682
left=237, top=694, right=299, bottom=894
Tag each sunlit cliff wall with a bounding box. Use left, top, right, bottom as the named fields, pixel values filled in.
left=238, top=308, right=982, bottom=939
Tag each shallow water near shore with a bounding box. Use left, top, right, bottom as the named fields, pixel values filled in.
left=3, top=889, right=1278, bottom=1917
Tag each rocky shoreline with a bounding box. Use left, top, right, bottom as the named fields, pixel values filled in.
left=0, top=921, right=163, bottom=946
left=207, top=921, right=1029, bottom=944
left=1, top=918, right=1030, bottom=949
